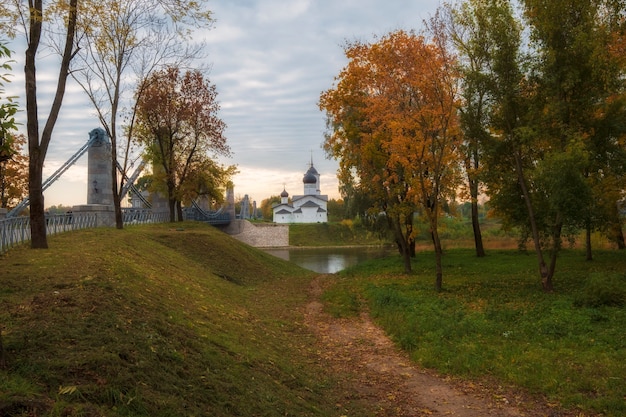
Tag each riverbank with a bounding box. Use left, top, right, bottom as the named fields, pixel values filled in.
left=228, top=220, right=388, bottom=248
left=226, top=219, right=289, bottom=247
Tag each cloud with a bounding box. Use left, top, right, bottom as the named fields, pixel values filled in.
left=7, top=0, right=441, bottom=208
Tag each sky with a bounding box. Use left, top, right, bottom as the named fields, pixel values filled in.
left=6, top=0, right=441, bottom=209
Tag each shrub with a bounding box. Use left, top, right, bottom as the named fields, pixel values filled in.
left=575, top=272, right=626, bottom=307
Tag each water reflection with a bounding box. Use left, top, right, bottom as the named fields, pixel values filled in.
left=264, top=246, right=391, bottom=274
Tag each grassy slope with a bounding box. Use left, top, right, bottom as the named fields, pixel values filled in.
left=289, top=223, right=387, bottom=247
left=0, top=223, right=366, bottom=417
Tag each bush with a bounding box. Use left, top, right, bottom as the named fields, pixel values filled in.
left=575, top=272, right=626, bottom=307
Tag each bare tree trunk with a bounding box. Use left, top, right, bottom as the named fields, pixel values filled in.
left=109, top=146, right=122, bottom=229
left=514, top=151, right=550, bottom=291
left=0, top=330, right=6, bottom=369
left=467, top=162, right=486, bottom=257
left=616, top=226, right=626, bottom=250
left=167, top=174, right=176, bottom=222
left=432, top=228, right=443, bottom=292
left=168, top=198, right=176, bottom=222
left=28, top=159, right=47, bottom=248
left=176, top=200, right=183, bottom=222
left=25, top=0, right=78, bottom=248
left=391, top=215, right=412, bottom=274
left=25, top=0, right=47, bottom=249
left=471, top=197, right=485, bottom=257
left=585, top=221, right=593, bottom=261
left=609, top=204, right=625, bottom=250
left=545, top=215, right=563, bottom=292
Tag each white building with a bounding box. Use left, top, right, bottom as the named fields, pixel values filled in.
left=272, top=162, right=328, bottom=223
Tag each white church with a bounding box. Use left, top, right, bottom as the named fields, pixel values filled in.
left=272, top=162, right=328, bottom=223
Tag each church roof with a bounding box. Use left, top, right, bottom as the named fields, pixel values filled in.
left=275, top=209, right=292, bottom=215
left=292, top=194, right=328, bottom=202
left=303, top=171, right=316, bottom=184
left=301, top=200, right=322, bottom=208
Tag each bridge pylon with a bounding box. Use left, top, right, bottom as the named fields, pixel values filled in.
left=87, top=128, right=114, bottom=206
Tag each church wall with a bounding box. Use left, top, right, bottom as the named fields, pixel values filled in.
left=271, top=162, right=328, bottom=224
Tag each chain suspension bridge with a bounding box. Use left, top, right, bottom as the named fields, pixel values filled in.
left=0, top=128, right=241, bottom=253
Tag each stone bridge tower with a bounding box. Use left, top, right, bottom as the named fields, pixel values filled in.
left=87, top=128, right=113, bottom=206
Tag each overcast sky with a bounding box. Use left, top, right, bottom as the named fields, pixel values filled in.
left=8, top=0, right=441, bottom=208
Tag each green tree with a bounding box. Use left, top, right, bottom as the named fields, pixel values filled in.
left=443, top=0, right=501, bottom=258
left=0, top=43, right=26, bottom=211
left=0, top=42, right=18, bottom=165
left=578, top=1, right=626, bottom=253
left=518, top=0, right=624, bottom=285
left=327, top=198, right=345, bottom=222
left=260, top=195, right=281, bottom=220
left=0, top=133, right=28, bottom=209
left=463, top=0, right=560, bottom=290
left=177, top=158, right=236, bottom=212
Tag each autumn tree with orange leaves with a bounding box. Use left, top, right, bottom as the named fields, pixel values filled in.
left=320, top=30, right=461, bottom=291
left=0, top=134, right=28, bottom=210
left=135, top=67, right=232, bottom=222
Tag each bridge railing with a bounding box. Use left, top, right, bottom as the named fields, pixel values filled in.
left=121, top=208, right=169, bottom=224
left=1, top=207, right=227, bottom=254
left=0, top=213, right=99, bottom=254
left=0, top=216, right=30, bottom=254
left=182, top=207, right=230, bottom=225
left=0, top=210, right=172, bottom=254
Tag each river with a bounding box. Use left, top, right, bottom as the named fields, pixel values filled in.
left=263, top=246, right=392, bottom=274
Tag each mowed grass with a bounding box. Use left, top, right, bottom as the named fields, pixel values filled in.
left=0, top=222, right=370, bottom=417
left=323, top=248, right=626, bottom=416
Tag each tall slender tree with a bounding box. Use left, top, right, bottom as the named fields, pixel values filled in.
left=20, top=0, right=78, bottom=248
left=519, top=0, right=624, bottom=281
left=442, top=0, right=501, bottom=258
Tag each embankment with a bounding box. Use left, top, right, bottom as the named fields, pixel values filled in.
left=226, top=219, right=289, bottom=247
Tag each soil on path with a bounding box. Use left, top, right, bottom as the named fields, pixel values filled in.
left=304, top=274, right=576, bottom=417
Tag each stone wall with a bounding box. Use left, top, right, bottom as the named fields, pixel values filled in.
left=226, top=220, right=289, bottom=247
left=72, top=204, right=115, bottom=227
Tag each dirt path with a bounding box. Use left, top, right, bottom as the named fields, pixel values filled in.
left=304, top=274, right=566, bottom=417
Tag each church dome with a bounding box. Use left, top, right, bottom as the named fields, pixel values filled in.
left=303, top=171, right=317, bottom=184
left=306, top=165, right=319, bottom=175
left=280, top=188, right=289, bottom=198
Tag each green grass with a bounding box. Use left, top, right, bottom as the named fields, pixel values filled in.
left=324, top=249, right=626, bottom=416
left=2, top=220, right=624, bottom=416
left=289, top=222, right=386, bottom=247
left=0, top=222, right=370, bottom=417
